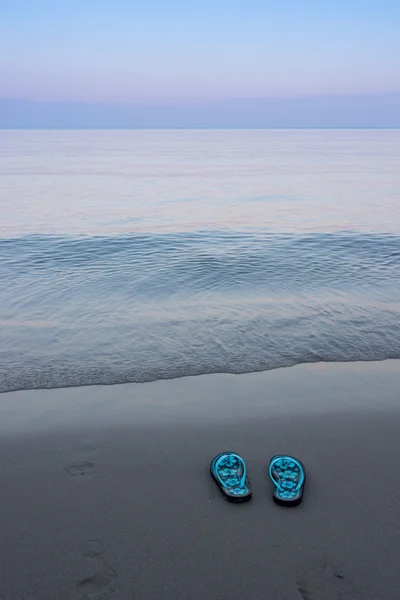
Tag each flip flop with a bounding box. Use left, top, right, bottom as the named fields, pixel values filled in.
left=210, top=452, right=252, bottom=502
left=269, top=455, right=306, bottom=506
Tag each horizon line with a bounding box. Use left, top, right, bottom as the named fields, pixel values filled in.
left=1, top=126, right=400, bottom=131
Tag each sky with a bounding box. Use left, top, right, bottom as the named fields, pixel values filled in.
left=1, top=0, right=400, bottom=126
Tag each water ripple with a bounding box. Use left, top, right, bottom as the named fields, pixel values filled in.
left=1, top=231, right=399, bottom=392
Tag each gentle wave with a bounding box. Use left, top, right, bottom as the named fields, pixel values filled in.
left=1, top=232, right=399, bottom=392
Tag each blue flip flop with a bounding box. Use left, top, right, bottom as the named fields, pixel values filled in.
left=269, top=455, right=306, bottom=506
left=210, top=452, right=252, bottom=502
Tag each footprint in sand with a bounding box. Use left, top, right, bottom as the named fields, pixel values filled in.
left=64, top=440, right=102, bottom=479
left=64, top=460, right=102, bottom=478
left=77, top=540, right=117, bottom=600
left=296, top=562, right=363, bottom=600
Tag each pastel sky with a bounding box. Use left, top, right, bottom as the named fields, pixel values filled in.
left=2, top=0, right=400, bottom=103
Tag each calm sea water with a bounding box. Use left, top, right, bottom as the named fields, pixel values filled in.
left=1, top=130, right=400, bottom=392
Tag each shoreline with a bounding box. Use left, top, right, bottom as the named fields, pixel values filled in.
left=1, top=359, right=399, bottom=435
left=1, top=360, right=400, bottom=599
left=2, top=354, right=400, bottom=395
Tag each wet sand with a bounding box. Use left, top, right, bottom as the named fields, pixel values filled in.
left=1, top=360, right=400, bottom=600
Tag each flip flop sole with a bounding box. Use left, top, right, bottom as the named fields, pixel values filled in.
left=269, top=454, right=306, bottom=506
left=210, top=452, right=252, bottom=503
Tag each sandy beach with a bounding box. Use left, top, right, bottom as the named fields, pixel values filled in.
left=1, top=360, right=400, bottom=600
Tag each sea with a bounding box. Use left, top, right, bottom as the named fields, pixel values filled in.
left=1, top=129, right=399, bottom=393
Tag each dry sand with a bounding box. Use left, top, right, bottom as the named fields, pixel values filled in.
left=1, top=360, right=400, bottom=600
